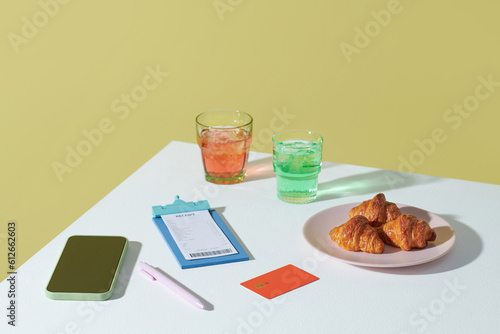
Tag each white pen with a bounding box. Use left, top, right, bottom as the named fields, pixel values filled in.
left=138, top=262, right=205, bottom=310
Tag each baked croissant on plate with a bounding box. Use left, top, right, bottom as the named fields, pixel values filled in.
left=377, top=214, right=437, bottom=251
left=349, top=193, right=402, bottom=227
left=329, top=215, right=385, bottom=254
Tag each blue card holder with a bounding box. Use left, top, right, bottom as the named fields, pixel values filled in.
left=152, top=196, right=249, bottom=269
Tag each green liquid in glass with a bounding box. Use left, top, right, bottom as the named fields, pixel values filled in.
left=273, top=140, right=322, bottom=204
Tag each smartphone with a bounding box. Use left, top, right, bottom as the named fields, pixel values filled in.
left=46, top=235, right=128, bottom=301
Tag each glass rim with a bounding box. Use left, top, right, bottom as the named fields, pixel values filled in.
left=195, top=109, right=253, bottom=128
left=272, top=130, right=323, bottom=145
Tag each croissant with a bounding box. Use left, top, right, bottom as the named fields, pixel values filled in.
left=349, top=193, right=402, bottom=227
left=377, top=214, right=437, bottom=251
left=329, top=215, right=385, bottom=254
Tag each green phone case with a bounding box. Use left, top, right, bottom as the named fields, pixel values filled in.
left=46, top=235, right=128, bottom=301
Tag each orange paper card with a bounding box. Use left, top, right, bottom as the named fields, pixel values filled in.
left=240, top=264, right=319, bottom=299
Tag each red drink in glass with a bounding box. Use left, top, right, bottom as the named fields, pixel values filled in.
left=197, top=128, right=252, bottom=184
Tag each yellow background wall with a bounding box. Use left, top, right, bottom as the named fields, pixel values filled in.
left=1, top=1, right=499, bottom=279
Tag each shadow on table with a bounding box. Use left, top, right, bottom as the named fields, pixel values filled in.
left=362, top=216, right=482, bottom=275
left=244, top=157, right=275, bottom=182
left=110, top=241, right=142, bottom=300
left=213, top=207, right=255, bottom=261
left=315, top=170, right=437, bottom=202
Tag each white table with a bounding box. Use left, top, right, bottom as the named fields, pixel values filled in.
left=2, top=141, right=499, bottom=334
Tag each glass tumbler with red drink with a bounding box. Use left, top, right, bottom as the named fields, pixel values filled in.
left=196, top=110, right=253, bottom=184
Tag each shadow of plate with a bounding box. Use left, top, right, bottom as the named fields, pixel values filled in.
left=362, top=217, right=482, bottom=275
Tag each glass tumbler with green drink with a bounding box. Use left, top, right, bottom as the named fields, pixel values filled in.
left=272, top=130, right=323, bottom=204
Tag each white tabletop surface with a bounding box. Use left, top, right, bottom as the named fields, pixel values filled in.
left=2, top=141, right=499, bottom=334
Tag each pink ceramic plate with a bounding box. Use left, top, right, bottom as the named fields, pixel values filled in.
left=303, top=203, right=456, bottom=268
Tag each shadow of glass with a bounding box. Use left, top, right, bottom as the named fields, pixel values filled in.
left=361, top=216, right=482, bottom=275
left=316, top=170, right=438, bottom=202
left=244, top=157, right=274, bottom=182
left=110, top=241, right=142, bottom=300
left=213, top=207, right=254, bottom=261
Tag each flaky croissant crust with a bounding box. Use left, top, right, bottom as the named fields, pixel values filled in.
left=349, top=193, right=402, bottom=227
left=330, top=215, right=385, bottom=254
left=377, top=214, right=437, bottom=251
